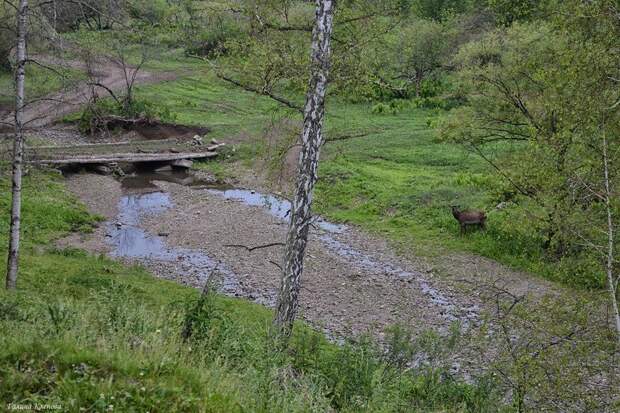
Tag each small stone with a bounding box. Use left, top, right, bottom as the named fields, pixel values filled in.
left=93, top=165, right=113, bottom=175
left=154, top=165, right=172, bottom=172
left=171, top=159, right=193, bottom=169
left=210, top=138, right=219, bottom=144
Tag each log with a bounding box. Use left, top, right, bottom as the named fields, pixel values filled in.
left=26, top=138, right=181, bottom=153
left=30, top=151, right=218, bottom=165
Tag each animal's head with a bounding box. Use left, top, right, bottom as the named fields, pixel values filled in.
left=450, top=205, right=460, bottom=213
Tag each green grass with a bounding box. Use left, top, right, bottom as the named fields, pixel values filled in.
left=317, top=103, right=508, bottom=254
left=316, top=102, right=603, bottom=287
left=319, top=104, right=488, bottom=254
left=134, top=72, right=290, bottom=140
left=0, top=169, right=503, bottom=412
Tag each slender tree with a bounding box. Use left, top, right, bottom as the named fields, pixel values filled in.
left=6, top=0, right=28, bottom=290
left=274, top=0, right=335, bottom=338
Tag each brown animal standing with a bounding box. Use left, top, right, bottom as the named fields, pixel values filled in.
left=451, top=206, right=486, bottom=234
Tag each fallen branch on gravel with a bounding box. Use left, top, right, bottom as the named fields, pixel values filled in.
left=223, top=242, right=285, bottom=252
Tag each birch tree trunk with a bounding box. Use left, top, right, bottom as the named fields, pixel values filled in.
left=274, top=0, right=335, bottom=338
left=6, top=0, right=28, bottom=290
left=602, top=133, right=620, bottom=346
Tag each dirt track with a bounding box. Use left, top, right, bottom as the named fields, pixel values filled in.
left=0, top=56, right=176, bottom=130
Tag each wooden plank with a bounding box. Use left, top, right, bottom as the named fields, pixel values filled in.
left=26, top=138, right=181, bottom=151
left=30, top=151, right=218, bottom=165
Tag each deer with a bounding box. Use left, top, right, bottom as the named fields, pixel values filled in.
left=451, top=205, right=486, bottom=234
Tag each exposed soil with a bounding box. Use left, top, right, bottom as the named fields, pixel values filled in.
left=113, top=121, right=209, bottom=141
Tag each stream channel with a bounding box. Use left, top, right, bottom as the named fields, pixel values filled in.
left=105, top=168, right=479, bottom=326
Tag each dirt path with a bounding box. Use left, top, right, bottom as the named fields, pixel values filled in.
left=0, top=56, right=176, bottom=130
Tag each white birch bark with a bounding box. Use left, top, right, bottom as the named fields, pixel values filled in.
left=274, top=0, right=335, bottom=337
left=6, top=0, right=28, bottom=290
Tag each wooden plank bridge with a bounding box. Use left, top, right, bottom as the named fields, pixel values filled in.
left=1, top=137, right=225, bottom=167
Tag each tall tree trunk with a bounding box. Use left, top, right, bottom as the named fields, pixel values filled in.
left=6, top=0, right=28, bottom=290
left=274, top=0, right=335, bottom=338
left=602, top=133, right=620, bottom=346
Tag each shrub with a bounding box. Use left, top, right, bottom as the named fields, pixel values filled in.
left=185, top=18, right=244, bottom=58
left=77, top=97, right=176, bottom=134
left=127, top=0, right=170, bottom=26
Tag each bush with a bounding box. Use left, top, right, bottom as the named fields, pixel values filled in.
left=127, top=0, right=170, bottom=26
left=77, top=97, right=176, bottom=134
left=371, top=96, right=459, bottom=115
left=185, top=18, right=244, bottom=58
left=0, top=5, right=14, bottom=72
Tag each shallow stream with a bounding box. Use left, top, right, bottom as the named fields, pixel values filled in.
left=106, top=169, right=478, bottom=324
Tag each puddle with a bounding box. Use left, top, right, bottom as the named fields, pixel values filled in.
left=206, top=188, right=346, bottom=234
left=207, top=188, right=291, bottom=219
left=106, top=189, right=240, bottom=296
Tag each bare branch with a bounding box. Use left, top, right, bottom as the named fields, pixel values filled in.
left=216, top=72, right=303, bottom=113
left=223, top=242, right=285, bottom=252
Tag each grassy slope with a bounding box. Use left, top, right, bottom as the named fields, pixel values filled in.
left=317, top=104, right=551, bottom=275
left=0, top=170, right=502, bottom=412
left=135, top=72, right=287, bottom=140
left=320, top=104, right=599, bottom=287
